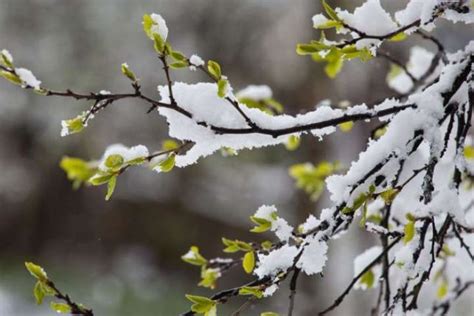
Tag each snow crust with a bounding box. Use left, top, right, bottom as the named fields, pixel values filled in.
left=236, top=85, right=272, bottom=101
left=254, top=245, right=298, bottom=278
left=15, top=68, right=41, bottom=89
left=98, top=144, right=149, bottom=171
left=150, top=13, right=168, bottom=41
left=157, top=82, right=369, bottom=167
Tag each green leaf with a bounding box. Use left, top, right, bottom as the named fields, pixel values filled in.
left=265, top=98, right=284, bottom=113
left=162, top=139, right=180, bottom=151
left=217, top=79, right=228, bottom=98
left=436, top=280, right=449, bottom=299
left=289, top=162, right=339, bottom=201
left=121, top=63, right=136, bottom=81
left=221, top=237, right=233, bottom=246
left=39, top=281, right=57, bottom=296
left=126, top=157, right=146, bottom=166
left=322, top=0, right=340, bottom=21
left=261, top=241, right=273, bottom=250
left=207, top=60, right=222, bottom=80
left=296, top=43, right=327, bottom=55
left=359, top=270, right=375, bottom=289
left=389, top=32, right=407, bottom=42
left=380, top=188, right=399, bottom=205
left=153, top=33, right=165, bottom=53
left=0, top=70, right=22, bottom=85
left=89, top=172, right=114, bottom=186
left=50, top=302, right=71, bottom=314
left=199, top=268, right=220, bottom=289
left=386, top=63, right=403, bottom=82
left=325, top=57, right=344, bottom=79
left=338, top=121, right=354, bottom=132
left=405, top=213, right=416, bottom=222
left=62, top=116, right=85, bottom=136
left=33, top=281, right=45, bottom=305
left=441, top=244, right=455, bottom=257
left=359, top=201, right=368, bottom=227
left=205, top=305, right=217, bottom=316
left=464, top=146, right=474, bottom=160
left=143, top=14, right=155, bottom=39
left=235, top=241, right=252, bottom=252
left=344, top=192, right=370, bottom=214
left=239, top=98, right=275, bottom=114
left=25, top=262, right=48, bottom=281
left=222, top=238, right=252, bottom=253
left=185, top=295, right=216, bottom=314
left=1, top=51, right=14, bottom=68
left=34, top=88, right=49, bottom=96
left=367, top=213, right=383, bottom=225
left=105, top=154, right=124, bottom=170
left=285, top=135, right=300, bottom=151
left=374, top=126, right=387, bottom=139
left=343, top=47, right=373, bottom=62
left=317, top=20, right=342, bottom=29
left=261, top=313, right=280, bottom=316
left=250, top=216, right=272, bottom=233
left=169, top=61, right=189, bottom=69
left=171, top=50, right=187, bottom=61
left=156, top=153, right=176, bottom=173
left=182, top=246, right=207, bottom=266
left=105, top=176, right=117, bottom=201
left=242, top=251, right=255, bottom=274
left=403, top=219, right=415, bottom=244
left=239, top=286, right=263, bottom=298
left=250, top=222, right=272, bottom=233
left=60, top=157, right=96, bottom=188
left=219, top=147, right=237, bottom=156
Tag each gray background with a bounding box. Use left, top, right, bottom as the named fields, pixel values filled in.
left=0, top=0, right=472, bottom=315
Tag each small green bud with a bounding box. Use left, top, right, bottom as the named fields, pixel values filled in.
left=121, top=63, right=137, bottom=82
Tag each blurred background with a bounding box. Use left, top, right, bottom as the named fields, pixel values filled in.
left=0, top=0, right=472, bottom=315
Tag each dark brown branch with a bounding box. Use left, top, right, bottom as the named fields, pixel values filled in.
left=318, top=236, right=402, bottom=315
left=41, top=83, right=420, bottom=138
left=337, top=20, right=421, bottom=48
left=287, top=268, right=301, bottom=316
left=46, top=280, right=93, bottom=316
left=452, top=224, right=474, bottom=261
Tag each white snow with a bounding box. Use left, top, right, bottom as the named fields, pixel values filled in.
left=271, top=218, right=293, bottom=242
left=157, top=82, right=370, bottom=167
left=300, top=214, right=321, bottom=234
left=1, top=49, right=13, bottom=64
left=388, top=46, right=437, bottom=94
left=149, top=13, right=168, bottom=41
left=263, top=284, right=278, bottom=297
left=15, top=68, right=41, bottom=89
left=236, top=85, right=272, bottom=101
left=254, top=245, right=298, bottom=278
left=182, top=249, right=196, bottom=260
left=327, top=44, right=471, bottom=206
left=98, top=144, right=149, bottom=171
left=253, top=205, right=293, bottom=242
left=189, top=54, right=204, bottom=67
left=336, top=0, right=398, bottom=50
left=396, top=0, right=474, bottom=30
left=395, top=0, right=436, bottom=31
left=353, top=246, right=382, bottom=290
left=254, top=205, right=277, bottom=221
left=312, top=14, right=330, bottom=28
left=297, top=237, right=328, bottom=275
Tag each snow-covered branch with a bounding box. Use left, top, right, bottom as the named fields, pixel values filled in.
left=2, top=0, right=474, bottom=315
